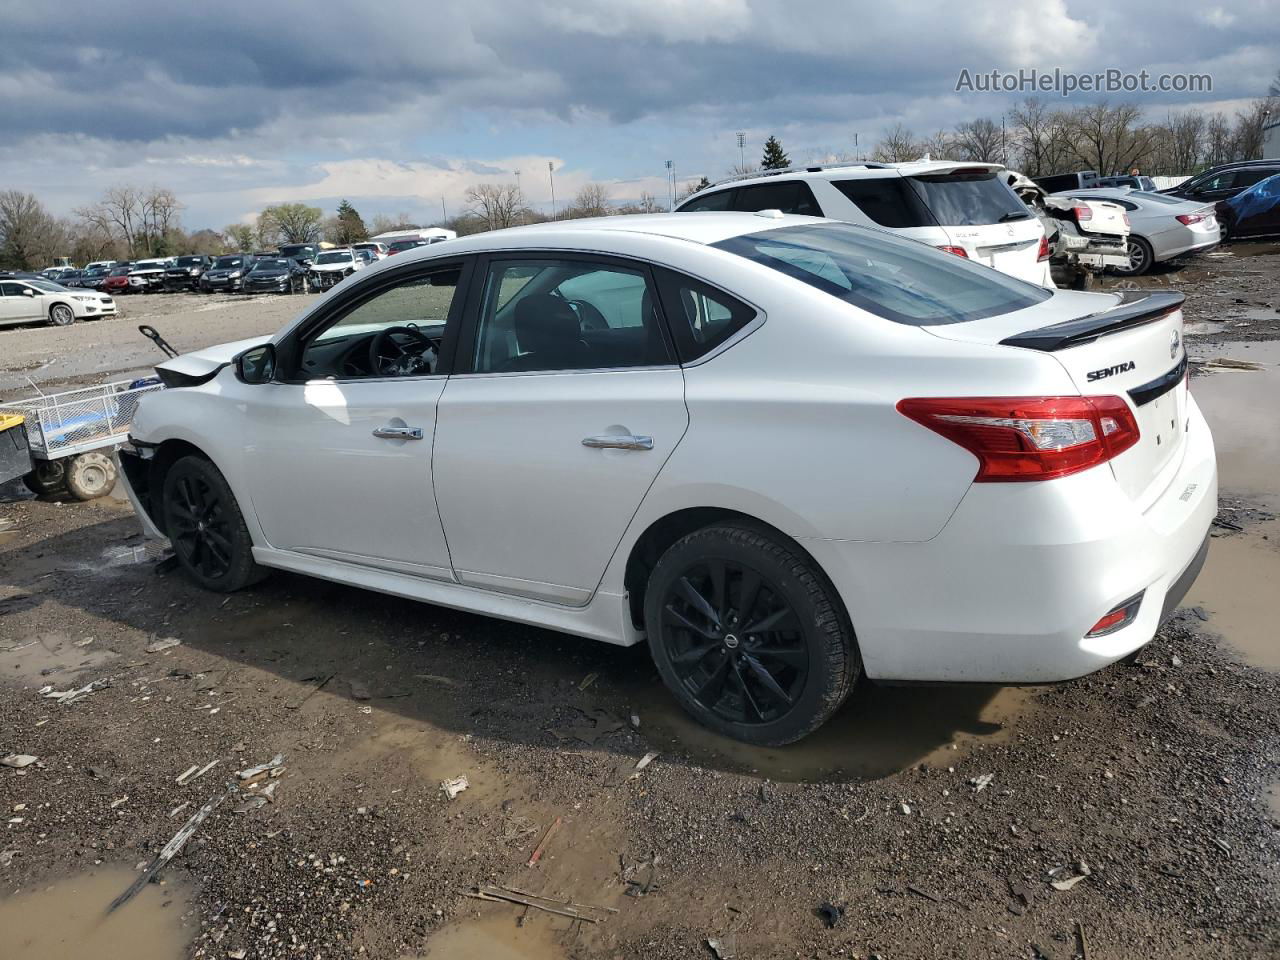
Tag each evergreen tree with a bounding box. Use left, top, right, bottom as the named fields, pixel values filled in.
left=334, top=200, right=368, bottom=245
left=761, top=136, right=790, bottom=170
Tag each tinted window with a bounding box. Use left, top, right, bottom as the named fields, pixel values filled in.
left=0, top=282, right=26, bottom=297
left=473, top=260, right=670, bottom=373
left=1034, top=174, right=1079, bottom=193
left=713, top=222, right=1051, bottom=326
left=176, top=256, right=205, bottom=267
left=213, top=257, right=243, bottom=269
left=654, top=268, right=756, bottom=362
left=732, top=181, right=821, bottom=216
left=832, top=178, right=934, bottom=228
left=679, top=189, right=735, bottom=212
left=907, top=174, right=1029, bottom=225
left=1233, top=168, right=1279, bottom=189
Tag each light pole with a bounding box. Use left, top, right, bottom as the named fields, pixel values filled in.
left=515, top=169, right=523, bottom=224
left=547, top=161, right=556, bottom=221
left=665, top=160, right=674, bottom=211
left=736, top=131, right=746, bottom=171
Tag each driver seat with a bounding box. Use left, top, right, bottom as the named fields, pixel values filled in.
left=502, top=294, right=588, bottom=372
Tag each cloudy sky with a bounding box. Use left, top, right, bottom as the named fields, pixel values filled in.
left=3, top=0, right=1276, bottom=230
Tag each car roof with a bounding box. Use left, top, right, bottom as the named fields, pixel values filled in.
left=681, top=160, right=1005, bottom=202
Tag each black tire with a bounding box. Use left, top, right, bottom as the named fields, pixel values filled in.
left=48, top=303, right=75, bottom=326
left=1114, top=236, right=1154, bottom=276
left=23, top=460, right=67, bottom=496
left=644, top=523, right=860, bottom=745
left=161, top=455, right=266, bottom=592
left=65, top=451, right=118, bottom=501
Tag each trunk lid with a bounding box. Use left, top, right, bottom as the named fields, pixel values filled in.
left=927, top=289, right=1189, bottom=506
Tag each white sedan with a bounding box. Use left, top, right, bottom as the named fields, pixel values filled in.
left=0, top=276, right=117, bottom=327
left=118, top=213, right=1216, bottom=744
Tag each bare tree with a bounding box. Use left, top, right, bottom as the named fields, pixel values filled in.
left=568, top=183, right=613, bottom=219
left=0, top=191, right=66, bottom=269
left=465, top=183, right=524, bottom=230
left=257, top=203, right=323, bottom=245
left=1204, top=113, right=1233, bottom=167
left=871, top=124, right=922, bottom=162
left=952, top=118, right=1003, bottom=162
left=1231, top=99, right=1274, bottom=161
left=1066, top=102, right=1157, bottom=175
left=370, top=212, right=420, bottom=235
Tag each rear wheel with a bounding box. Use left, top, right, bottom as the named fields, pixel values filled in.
left=49, top=303, right=75, bottom=326
left=23, top=460, right=67, bottom=496
left=65, top=451, right=117, bottom=500
left=1115, top=236, right=1154, bottom=276
left=161, top=455, right=266, bottom=592
left=644, top=523, right=860, bottom=745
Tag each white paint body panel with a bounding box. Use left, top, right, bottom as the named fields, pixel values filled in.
left=123, top=213, right=1216, bottom=685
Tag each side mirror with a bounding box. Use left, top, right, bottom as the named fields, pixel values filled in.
left=235, top=343, right=277, bottom=384
left=22, top=289, right=35, bottom=297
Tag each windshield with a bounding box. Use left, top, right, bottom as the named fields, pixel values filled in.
left=176, top=256, right=204, bottom=267
left=27, top=279, right=66, bottom=293
left=712, top=222, right=1051, bottom=326
left=315, top=252, right=352, bottom=264
left=213, top=257, right=243, bottom=269
left=109, top=266, right=131, bottom=276
left=907, top=173, right=1030, bottom=226
left=251, top=259, right=289, bottom=271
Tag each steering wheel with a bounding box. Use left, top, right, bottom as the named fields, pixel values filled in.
left=368, top=325, right=437, bottom=377
left=567, top=299, right=609, bottom=331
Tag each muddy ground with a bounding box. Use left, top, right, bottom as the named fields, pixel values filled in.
left=1, top=245, right=1278, bottom=960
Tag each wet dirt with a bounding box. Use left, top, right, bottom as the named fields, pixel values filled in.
left=0, top=629, right=116, bottom=684
left=0, top=863, right=194, bottom=960
left=622, top=677, right=1034, bottom=782
left=1187, top=520, right=1280, bottom=672
left=417, top=908, right=571, bottom=960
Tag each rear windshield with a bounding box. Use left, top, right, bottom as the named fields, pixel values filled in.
left=712, top=222, right=1051, bottom=326
left=907, top=173, right=1030, bottom=226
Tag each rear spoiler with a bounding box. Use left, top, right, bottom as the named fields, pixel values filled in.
left=1000, top=291, right=1185, bottom=352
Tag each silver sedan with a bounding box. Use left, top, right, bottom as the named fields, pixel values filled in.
left=1054, top=187, right=1220, bottom=276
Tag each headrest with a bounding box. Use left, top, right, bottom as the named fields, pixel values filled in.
left=514, top=294, right=580, bottom=352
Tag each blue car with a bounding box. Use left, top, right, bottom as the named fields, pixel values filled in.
left=1217, top=173, right=1280, bottom=241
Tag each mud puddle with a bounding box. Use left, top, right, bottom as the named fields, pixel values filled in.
left=1184, top=340, right=1280, bottom=672
left=628, top=679, right=1035, bottom=782
left=0, top=864, right=194, bottom=960
left=418, top=909, right=572, bottom=960
left=1268, top=783, right=1280, bottom=820
left=0, top=630, right=116, bottom=684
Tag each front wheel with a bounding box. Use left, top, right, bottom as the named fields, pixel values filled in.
left=49, top=303, right=75, bottom=326
left=644, top=523, right=860, bottom=745
left=161, top=455, right=266, bottom=592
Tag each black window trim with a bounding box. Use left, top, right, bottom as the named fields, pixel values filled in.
left=275, top=255, right=476, bottom=384
left=451, top=251, right=680, bottom=377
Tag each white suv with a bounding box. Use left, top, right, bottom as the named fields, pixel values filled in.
left=677, top=161, right=1052, bottom=286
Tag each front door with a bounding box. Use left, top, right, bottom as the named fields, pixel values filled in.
left=0, top=282, right=38, bottom=323
left=242, top=262, right=468, bottom=580
left=434, top=255, right=688, bottom=605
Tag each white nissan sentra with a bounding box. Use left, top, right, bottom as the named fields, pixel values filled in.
left=118, top=213, right=1216, bottom=745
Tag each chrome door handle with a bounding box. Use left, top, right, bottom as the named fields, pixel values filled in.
left=372, top=426, right=424, bottom=440
left=582, top=434, right=653, bottom=451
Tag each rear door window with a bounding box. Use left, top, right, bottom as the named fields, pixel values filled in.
left=1232, top=167, right=1280, bottom=189
left=907, top=173, right=1030, bottom=226
left=713, top=222, right=1050, bottom=326
left=831, top=178, right=934, bottom=227
left=732, top=181, right=821, bottom=216
left=679, top=189, right=736, bottom=212
left=653, top=268, right=757, bottom=362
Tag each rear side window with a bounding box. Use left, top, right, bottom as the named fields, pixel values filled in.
left=732, top=181, right=821, bottom=216
left=1232, top=168, right=1279, bottom=189
left=653, top=268, right=756, bottom=362
left=907, top=173, right=1030, bottom=226
left=831, top=178, right=934, bottom=228
left=680, top=189, right=735, bottom=212
left=713, top=222, right=1050, bottom=326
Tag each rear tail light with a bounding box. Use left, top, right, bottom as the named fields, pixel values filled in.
left=936, top=245, right=969, bottom=258
left=1085, top=592, right=1144, bottom=637
left=1037, top=234, right=1050, bottom=262
left=896, top=395, right=1140, bottom=482
left=1176, top=214, right=1205, bottom=226
left=1072, top=205, right=1093, bottom=222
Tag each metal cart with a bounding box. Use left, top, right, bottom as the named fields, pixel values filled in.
left=0, top=378, right=164, bottom=500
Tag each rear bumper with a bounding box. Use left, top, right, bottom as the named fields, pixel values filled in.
left=802, top=395, right=1217, bottom=683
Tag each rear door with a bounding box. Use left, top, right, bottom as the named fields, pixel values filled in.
left=433, top=254, right=688, bottom=605
left=906, top=170, right=1046, bottom=282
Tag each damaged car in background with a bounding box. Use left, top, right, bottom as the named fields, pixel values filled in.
left=1005, top=171, right=1130, bottom=289
left=307, top=248, right=366, bottom=290
left=116, top=213, right=1215, bottom=746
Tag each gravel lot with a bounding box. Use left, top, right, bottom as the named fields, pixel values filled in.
left=1, top=246, right=1278, bottom=960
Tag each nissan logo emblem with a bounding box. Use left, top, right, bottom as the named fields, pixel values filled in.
left=1170, top=329, right=1180, bottom=359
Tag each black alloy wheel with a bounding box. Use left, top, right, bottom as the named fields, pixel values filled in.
left=645, top=523, right=860, bottom=745
left=161, top=455, right=266, bottom=592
